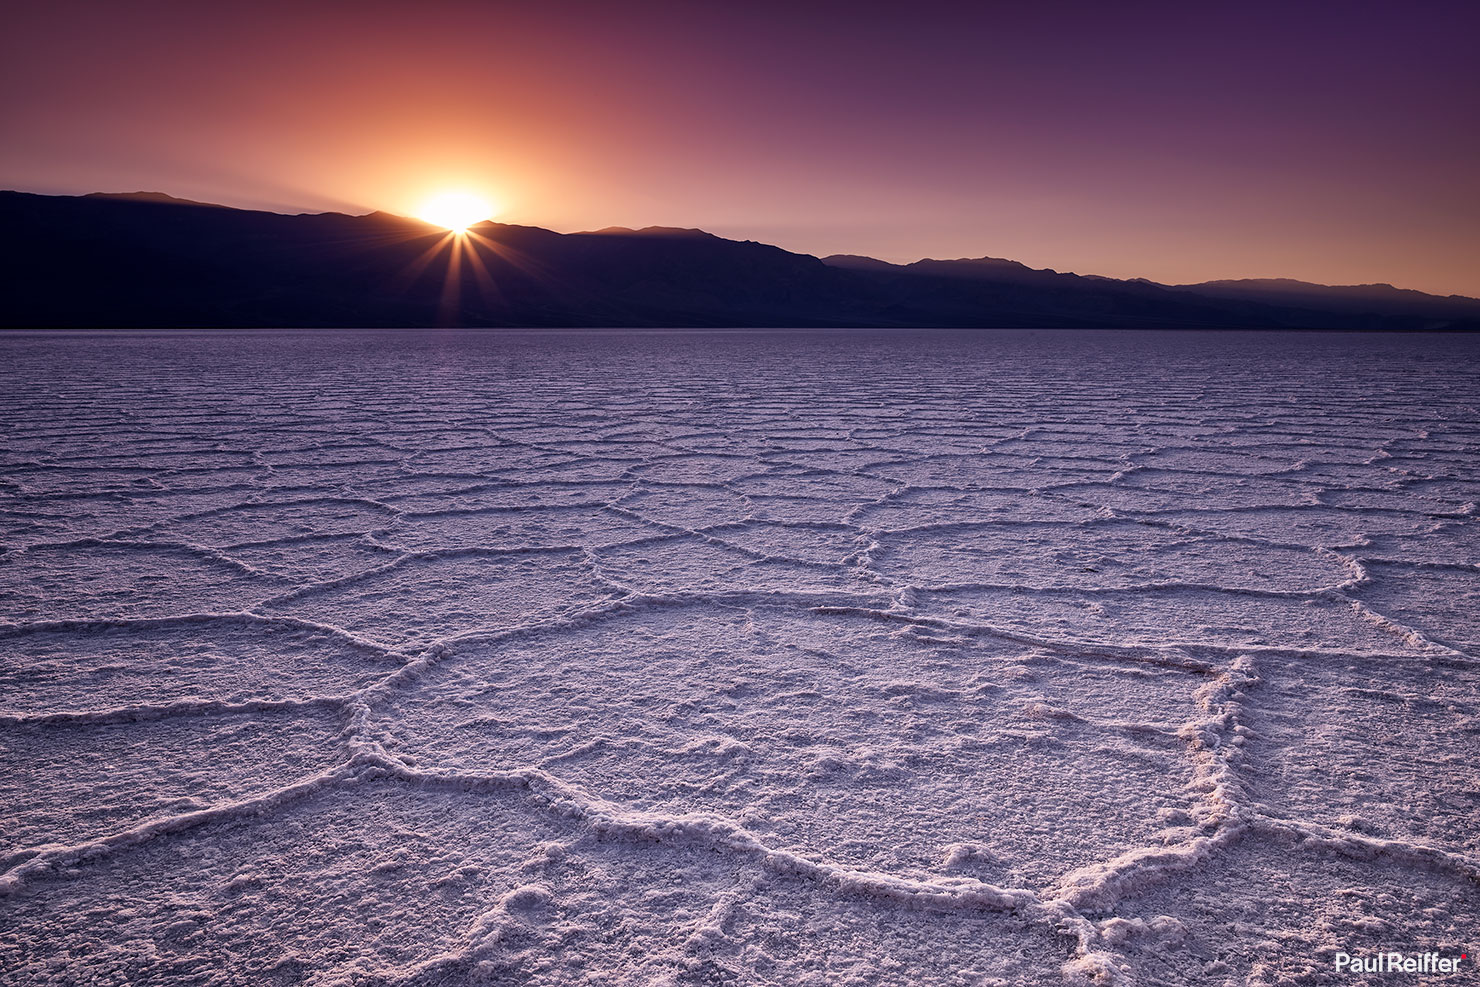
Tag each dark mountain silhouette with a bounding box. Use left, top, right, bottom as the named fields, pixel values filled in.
left=1167, top=278, right=1480, bottom=321
left=2, top=191, right=1476, bottom=329
left=84, top=191, right=224, bottom=208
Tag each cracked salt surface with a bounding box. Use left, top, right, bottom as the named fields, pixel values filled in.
left=0, top=328, right=1477, bottom=986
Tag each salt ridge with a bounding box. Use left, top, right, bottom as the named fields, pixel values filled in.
left=1, top=329, right=1477, bottom=985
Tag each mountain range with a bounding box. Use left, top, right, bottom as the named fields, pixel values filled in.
left=3, top=190, right=1477, bottom=330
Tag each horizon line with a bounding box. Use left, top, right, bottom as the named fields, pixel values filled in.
left=7, top=187, right=1477, bottom=302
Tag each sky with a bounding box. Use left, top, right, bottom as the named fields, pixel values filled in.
left=4, top=0, right=1478, bottom=295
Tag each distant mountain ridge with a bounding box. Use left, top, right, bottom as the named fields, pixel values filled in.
left=2, top=190, right=1476, bottom=329
left=1164, top=277, right=1480, bottom=320
left=84, top=191, right=224, bottom=207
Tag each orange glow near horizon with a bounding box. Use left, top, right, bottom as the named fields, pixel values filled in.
left=416, top=191, right=495, bottom=233
left=5, top=3, right=1479, bottom=297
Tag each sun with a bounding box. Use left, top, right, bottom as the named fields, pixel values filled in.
left=417, top=191, right=494, bottom=233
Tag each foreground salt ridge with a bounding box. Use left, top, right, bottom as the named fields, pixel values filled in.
left=2, top=599, right=1475, bottom=977
left=1, top=330, right=1477, bottom=985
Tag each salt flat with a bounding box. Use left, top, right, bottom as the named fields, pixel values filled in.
left=0, top=329, right=1476, bottom=986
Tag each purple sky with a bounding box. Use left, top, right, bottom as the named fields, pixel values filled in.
left=4, top=0, right=1477, bottom=294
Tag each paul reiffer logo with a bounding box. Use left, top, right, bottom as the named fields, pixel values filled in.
left=1334, top=951, right=1468, bottom=976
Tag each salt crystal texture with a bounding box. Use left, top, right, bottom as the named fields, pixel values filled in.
left=0, top=328, right=1476, bottom=985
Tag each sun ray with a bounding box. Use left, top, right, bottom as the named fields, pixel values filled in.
left=459, top=233, right=504, bottom=308
left=390, top=230, right=457, bottom=294
left=437, top=232, right=465, bottom=323
left=464, top=229, right=551, bottom=282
